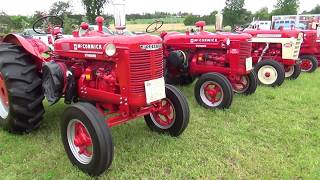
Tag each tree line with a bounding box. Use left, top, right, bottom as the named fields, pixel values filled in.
left=0, top=0, right=319, bottom=34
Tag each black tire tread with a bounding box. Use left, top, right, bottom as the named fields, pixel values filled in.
left=0, top=43, right=44, bottom=133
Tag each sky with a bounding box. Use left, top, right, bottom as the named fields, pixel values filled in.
left=0, top=0, right=319, bottom=16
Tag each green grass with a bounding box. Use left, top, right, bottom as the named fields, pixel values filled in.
left=1, top=70, right=320, bottom=179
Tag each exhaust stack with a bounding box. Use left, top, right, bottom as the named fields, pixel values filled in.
left=113, top=0, right=126, bottom=32
left=215, top=12, right=223, bottom=31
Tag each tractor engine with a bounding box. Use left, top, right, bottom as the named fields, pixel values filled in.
left=42, top=35, right=164, bottom=112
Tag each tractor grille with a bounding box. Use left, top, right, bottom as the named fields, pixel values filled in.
left=129, top=49, right=163, bottom=93
left=293, top=34, right=303, bottom=59
left=239, top=41, right=252, bottom=62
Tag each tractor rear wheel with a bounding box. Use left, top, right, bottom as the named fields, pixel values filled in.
left=285, top=64, right=301, bottom=80
left=61, top=102, right=114, bottom=176
left=255, top=60, right=285, bottom=87
left=233, top=71, right=258, bottom=95
left=0, top=43, right=44, bottom=133
left=194, top=73, right=233, bottom=109
left=299, top=55, right=318, bottom=73
left=144, top=84, right=189, bottom=137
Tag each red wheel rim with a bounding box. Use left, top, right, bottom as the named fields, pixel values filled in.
left=233, top=75, right=249, bottom=93
left=151, top=99, right=175, bottom=129
left=300, top=59, right=313, bottom=71
left=67, top=119, right=93, bottom=164
left=200, top=81, right=223, bottom=107
left=0, top=72, right=9, bottom=119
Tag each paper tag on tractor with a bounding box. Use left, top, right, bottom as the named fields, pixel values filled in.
left=246, top=57, right=253, bottom=71
left=145, top=77, right=166, bottom=104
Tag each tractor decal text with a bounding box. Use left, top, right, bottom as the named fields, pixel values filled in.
left=190, top=38, right=218, bottom=43
left=140, top=44, right=162, bottom=51
left=73, top=43, right=103, bottom=51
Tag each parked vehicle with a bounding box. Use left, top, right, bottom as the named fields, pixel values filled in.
left=243, top=28, right=303, bottom=87
left=0, top=15, right=190, bottom=176
left=299, top=30, right=319, bottom=72
left=161, top=21, right=257, bottom=109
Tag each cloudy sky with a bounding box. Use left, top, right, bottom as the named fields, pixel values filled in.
left=0, top=0, right=319, bottom=16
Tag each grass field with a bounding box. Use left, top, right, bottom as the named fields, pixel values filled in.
left=109, top=23, right=216, bottom=32
left=0, top=70, right=320, bottom=179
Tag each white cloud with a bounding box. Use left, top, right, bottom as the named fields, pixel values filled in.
left=0, top=0, right=318, bottom=16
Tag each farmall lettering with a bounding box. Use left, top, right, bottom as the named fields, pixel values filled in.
left=73, top=43, right=103, bottom=51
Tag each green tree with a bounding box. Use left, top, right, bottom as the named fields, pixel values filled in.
left=49, top=1, right=71, bottom=17
left=272, top=0, right=300, bottom=15
left=183, top=15, right=200, bottom=26
left=253, top=7, right=271, bottom=20
left=302, top=4, right=320, bottom=14
left=223, top=0, right=252, bottom=27
left=81, top=0, right=110, bottom=24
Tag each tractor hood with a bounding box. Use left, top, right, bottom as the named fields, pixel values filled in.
left=243, top=29, right=302, bottom=38
left=54, top=34, right=162, bottom=60
left=163, top=31, right=251, bottom=47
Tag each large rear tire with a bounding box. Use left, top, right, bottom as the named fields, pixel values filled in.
left=255, top=60, right=285, bottom=87
left=299, top=55, right=318, bottom=73
left=61, top=102, right=114, bottom=176
left=0, top=43, right=44, bottom=133
left=194, top=73, right=233, bottom=109
left=144, top=84, right=189, bottom=137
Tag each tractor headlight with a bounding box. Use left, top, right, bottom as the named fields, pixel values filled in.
left=105, top=44, right=116, bottom=56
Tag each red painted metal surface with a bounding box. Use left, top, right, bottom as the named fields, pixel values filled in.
left=162, top=24, right=253, bottom=87
left=0, top=73, right=9, bottom=108
left=4, top=16, right=167, bottom=128
left=73, top=121, right=93, bottom=157
left=243, top=29, right=301, bottom=68
left=300, top=30, right=320, bottom=66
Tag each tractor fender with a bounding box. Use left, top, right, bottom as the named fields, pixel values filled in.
left=3, top=34, right=47, bottom=63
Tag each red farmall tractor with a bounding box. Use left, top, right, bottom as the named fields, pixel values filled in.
left=243, top=28, right=304, bottom=87
left=299, top=30, right=319, bottom=72
left=159, top=21, right=257, bottom=109
left=0, top=15, right=190, bottom=176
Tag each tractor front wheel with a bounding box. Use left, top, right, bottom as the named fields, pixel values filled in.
left=299, top=55, right=318, bottom=73
left=61, top=102, right=114, bottom=176
left=0, top=43, right=44, bottom=133
left=194, top=73, right=233, bottom=109
left=144, top=84, right=189, bottom=137
left=233, top=71, right=258, bottom=95
left=255, top=60, right=285, bottom=87
left=285, top=64, right=301, bottom=80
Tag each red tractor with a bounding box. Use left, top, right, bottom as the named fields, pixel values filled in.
left=0, top=16, right=190, bottom=176
left=159, top=21, right=257, bottom=109
left=299, top=30, right=319, bottom=72
left=243, top=28, right=303, bottom=87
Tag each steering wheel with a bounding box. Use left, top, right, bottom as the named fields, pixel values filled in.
left=146, top=20, right=164, bottom=33
left=33, top=15, right=64, bottom=34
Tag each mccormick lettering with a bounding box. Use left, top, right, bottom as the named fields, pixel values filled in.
left=140, top=44, right=162, bottom=51
left=190, top=38, right=218, bottom=43
left=73, top=44, right=103, bottom=50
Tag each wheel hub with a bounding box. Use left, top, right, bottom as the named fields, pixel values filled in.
left=233, top=75, right=250, bottom=93
left=67, top=119, right=93, bottom=164
left=150, top=99, right=175, bottom=129
left=265, top=72, right=271, bottom=77
left=258, top=65, right=278, bottom=85
left=300, top=59, right=312, bottom=72
left=200, top=81, right=224, bottom=107
left=0, top=72, right=9, bottom=119
left=285, top=66, right=295, bottom=78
